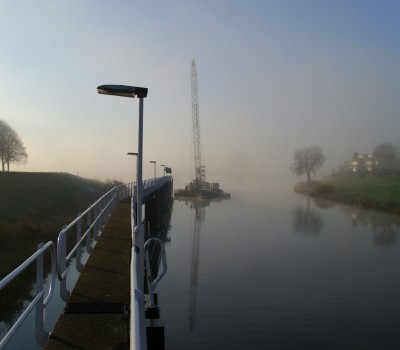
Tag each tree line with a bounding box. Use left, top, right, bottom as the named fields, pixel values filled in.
left=0, top=120, right=28, bottom=172
left=291, top=142, right=400, bottom=185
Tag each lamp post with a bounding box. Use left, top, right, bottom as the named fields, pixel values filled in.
left=97, top=84, right=148, bottom=349
left=127, top=152, right=138, bottom=199
left=160, top=164, right=165, bottom=176
left=149, top=160, right=156, bottom=179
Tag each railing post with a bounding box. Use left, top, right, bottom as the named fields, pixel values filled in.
left=35, top=243, right=48, bottom=346
left=76, top=214, right=83, bottom=272
left=93, top=205, right=99, bottom=240
left=59, top=226, right=70, bottom=301
left=99, top=198, right=103, bottom=231
left=86, top=209, right=93, bottom=254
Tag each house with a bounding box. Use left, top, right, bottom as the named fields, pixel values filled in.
left=345, top=152, right=378, bottom=173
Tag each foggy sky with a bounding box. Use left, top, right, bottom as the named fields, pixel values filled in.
left=1, top=1, right=399, bottom=192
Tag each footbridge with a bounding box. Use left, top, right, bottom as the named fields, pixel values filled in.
left=0, top=176, right=173, bottom=350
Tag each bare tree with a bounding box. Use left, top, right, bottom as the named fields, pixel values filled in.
left=291, top=146, right=325, bottom=185
left=373, top=142, right=398, bottom=172
left=0, top=120, right=28, bottom=172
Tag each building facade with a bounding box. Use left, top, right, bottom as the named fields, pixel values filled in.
left=345, top=152, right=379, bottom=173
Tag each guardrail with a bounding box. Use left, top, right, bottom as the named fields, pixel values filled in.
left=0, top=183, right=133, bottom=349
left=144, top=237, right=167, bottom=307
left=57, top=183, right=133, bottom=301
left=143, top=176, right=172, bottom=200
left=130, top=176, right=172, bottom=350
left=0, top=177, right=171, bottom=349
left=0, top=242, right=56, bottom=349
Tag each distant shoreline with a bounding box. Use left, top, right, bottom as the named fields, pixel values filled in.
left=294, top=177, right=400, bottom=215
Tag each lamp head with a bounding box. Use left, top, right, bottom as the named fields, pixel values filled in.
left=97, top=85, right=148, bottom=98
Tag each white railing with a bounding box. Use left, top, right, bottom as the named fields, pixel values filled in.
left=130, top=176, right=172, bottom=350
left=0, top=183, right=133, bottom=349
left=142, top=176, right=172, bottom=199
left=144, top=238, right=167, bottom=307
left=57, top=183, right=133, bottom=301
left=0, top=242, right=56, bottom=349
left=0, top=178, right=171, bottom=349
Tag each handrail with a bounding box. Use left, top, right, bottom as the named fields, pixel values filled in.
left=129, top=177, right=171, bottom=350
left=0, top=177, right=171, bottom=349
left=144, top=238, right=167, bottom=307
left=56, top=183, right=133, bottom=300
left=142, top=176, right=171, bottom=200
left=0, top=241, right=56, bottom=349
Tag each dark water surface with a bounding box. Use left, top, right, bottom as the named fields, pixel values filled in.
left=3, top=189, right=400, bottom=349
left=158, top=190, right=400, bottom=350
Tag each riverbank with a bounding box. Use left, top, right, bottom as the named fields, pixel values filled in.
left=0, top=172, right=106, bottom=324
left=294, top=174, right=400, bottom=215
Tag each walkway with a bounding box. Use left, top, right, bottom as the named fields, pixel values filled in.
left=44, top=199, right=131, bottom=350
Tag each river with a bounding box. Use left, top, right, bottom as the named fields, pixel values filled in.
left=159, top=189, right=400, bottom=350
left=2, top=188, right=400, bottom=349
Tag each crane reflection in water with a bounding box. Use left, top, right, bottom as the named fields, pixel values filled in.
left=189, top=198, right=208, bottom=331
left=178, top=198, right=210, bottom=331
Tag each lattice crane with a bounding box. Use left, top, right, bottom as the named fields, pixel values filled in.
left=191, top=59, right=205, bottom=186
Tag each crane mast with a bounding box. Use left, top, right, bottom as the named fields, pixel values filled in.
left=173, top=59, right=230, bottom=199
left=191, top=59, right=205, bottom=186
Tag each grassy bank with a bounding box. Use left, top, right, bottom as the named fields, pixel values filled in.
left=294, top=174, right=400, bottom=214
left=0, top=172, right=106, bottom=267
left=0, top=172, right=107, bottom=322
left=0, top=172, right=106, bottom=221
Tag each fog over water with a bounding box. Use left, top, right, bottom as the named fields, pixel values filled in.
left=159, top=191, right=400, bottom=349
left=0, top=1, right=399, bottom=189
left=3, top=187, right=400, bottom=348
left=1, top=2, right=400, bottom=348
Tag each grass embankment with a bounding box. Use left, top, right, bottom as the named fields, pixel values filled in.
left=294, top=174, right=400, bottom=215
left=0, top=172, right=106, bottom=322
left=0, top=172, right=106, bottom=267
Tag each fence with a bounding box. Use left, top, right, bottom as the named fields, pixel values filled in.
left=57, top=183, right=132, bottom=301
left=0, top=177, right=171, bottom=349
left=0, top=183, right=132, bottom=349
left=0, top=242, right=56, bottom=349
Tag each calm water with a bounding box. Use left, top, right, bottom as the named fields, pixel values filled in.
left=3, top=189, right=400, bottom=349
left=159, top=190, right=400, bottom=350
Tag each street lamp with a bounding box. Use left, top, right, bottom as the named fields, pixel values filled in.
left=127, top=152, right=138, bottom=198
left=149, top=160, right=156, bottom=179
left=160, top=164, right=165, bottom=176
left=97, top=85, right=148, bottom=339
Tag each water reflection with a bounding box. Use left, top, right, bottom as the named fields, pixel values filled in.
left=293, top=193, right=400, bottom=247
left=342, top=206, right=400, bottom=247
left=291, top=197, right=324, bottom=235
left=177, top=198, right=210, bottom=331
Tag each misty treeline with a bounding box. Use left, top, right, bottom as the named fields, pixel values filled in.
left=0, top=120, right=27, bottom=172
left=292, top=142, right=400, bottom=185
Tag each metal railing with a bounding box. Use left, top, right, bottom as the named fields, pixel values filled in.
left=0, top=177, right=170, bottom=349
left=0, top=183, right=133, bottom=349
left=144, top=238, right=167, bottom=307
left=57, top=183, right=133, bottom=301
left=143, top=176, right=172, bottom=200
left=0, top=242, right=56, bottom=349
left=130, top=176, right=172, bottom=350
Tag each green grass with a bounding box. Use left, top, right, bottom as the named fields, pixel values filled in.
left=0, top=172, right=107, bottom=274
left=0, top=172, right=106, bottom=221
left=320, top=174, right=400, bottom=212
left=0, top=172, right=107, bottom=322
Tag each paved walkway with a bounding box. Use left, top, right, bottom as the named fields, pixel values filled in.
left=44, top=199, right=131, bottom=350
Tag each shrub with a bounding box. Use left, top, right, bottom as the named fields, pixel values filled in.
left=313, top=183, right=334, bottom=195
